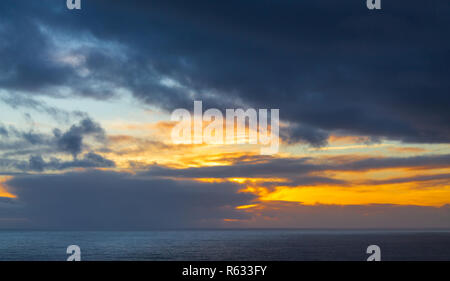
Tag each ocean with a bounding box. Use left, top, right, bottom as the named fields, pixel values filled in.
left=0, top=230, right=449, bottom=261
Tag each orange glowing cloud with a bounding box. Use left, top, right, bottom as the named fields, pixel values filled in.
left=0, top=176, right=16, bottom=198
left=259, top=179, right=450, bottom=207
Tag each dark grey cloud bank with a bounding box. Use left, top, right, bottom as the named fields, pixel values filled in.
left=1, top=169, right=449, bottom=229
left=0, top=170, right=254, bottom=229
left=0, top=0, right=449, bottom=146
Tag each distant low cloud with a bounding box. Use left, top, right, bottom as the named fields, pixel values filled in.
left=1, top=170, right=254, bottom=229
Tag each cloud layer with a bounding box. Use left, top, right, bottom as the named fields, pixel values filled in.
left=1, top=170, right=254, bottom=229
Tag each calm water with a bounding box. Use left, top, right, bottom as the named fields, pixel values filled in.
left=0, top=230, right=449, bottom=261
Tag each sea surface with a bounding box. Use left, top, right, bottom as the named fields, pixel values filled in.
left=0, top=230, right=449, bottom=261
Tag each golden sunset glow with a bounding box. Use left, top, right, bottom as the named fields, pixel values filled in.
left=75, top=125, right=450, bottom=212
left=0, top=176, right=15, bottom=198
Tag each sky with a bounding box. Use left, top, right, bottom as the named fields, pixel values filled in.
left=0, top=0, right=449, bottom=229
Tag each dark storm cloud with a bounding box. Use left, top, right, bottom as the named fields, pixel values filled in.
left=0, top=0, right=449, bottom=145
left=0, top=4, right=74, bottom=92
left=53, top=118, right=105, bottom=158
left=1, top=170, right=255, bottom=229
left=281, top=124, right=330, bottom=147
